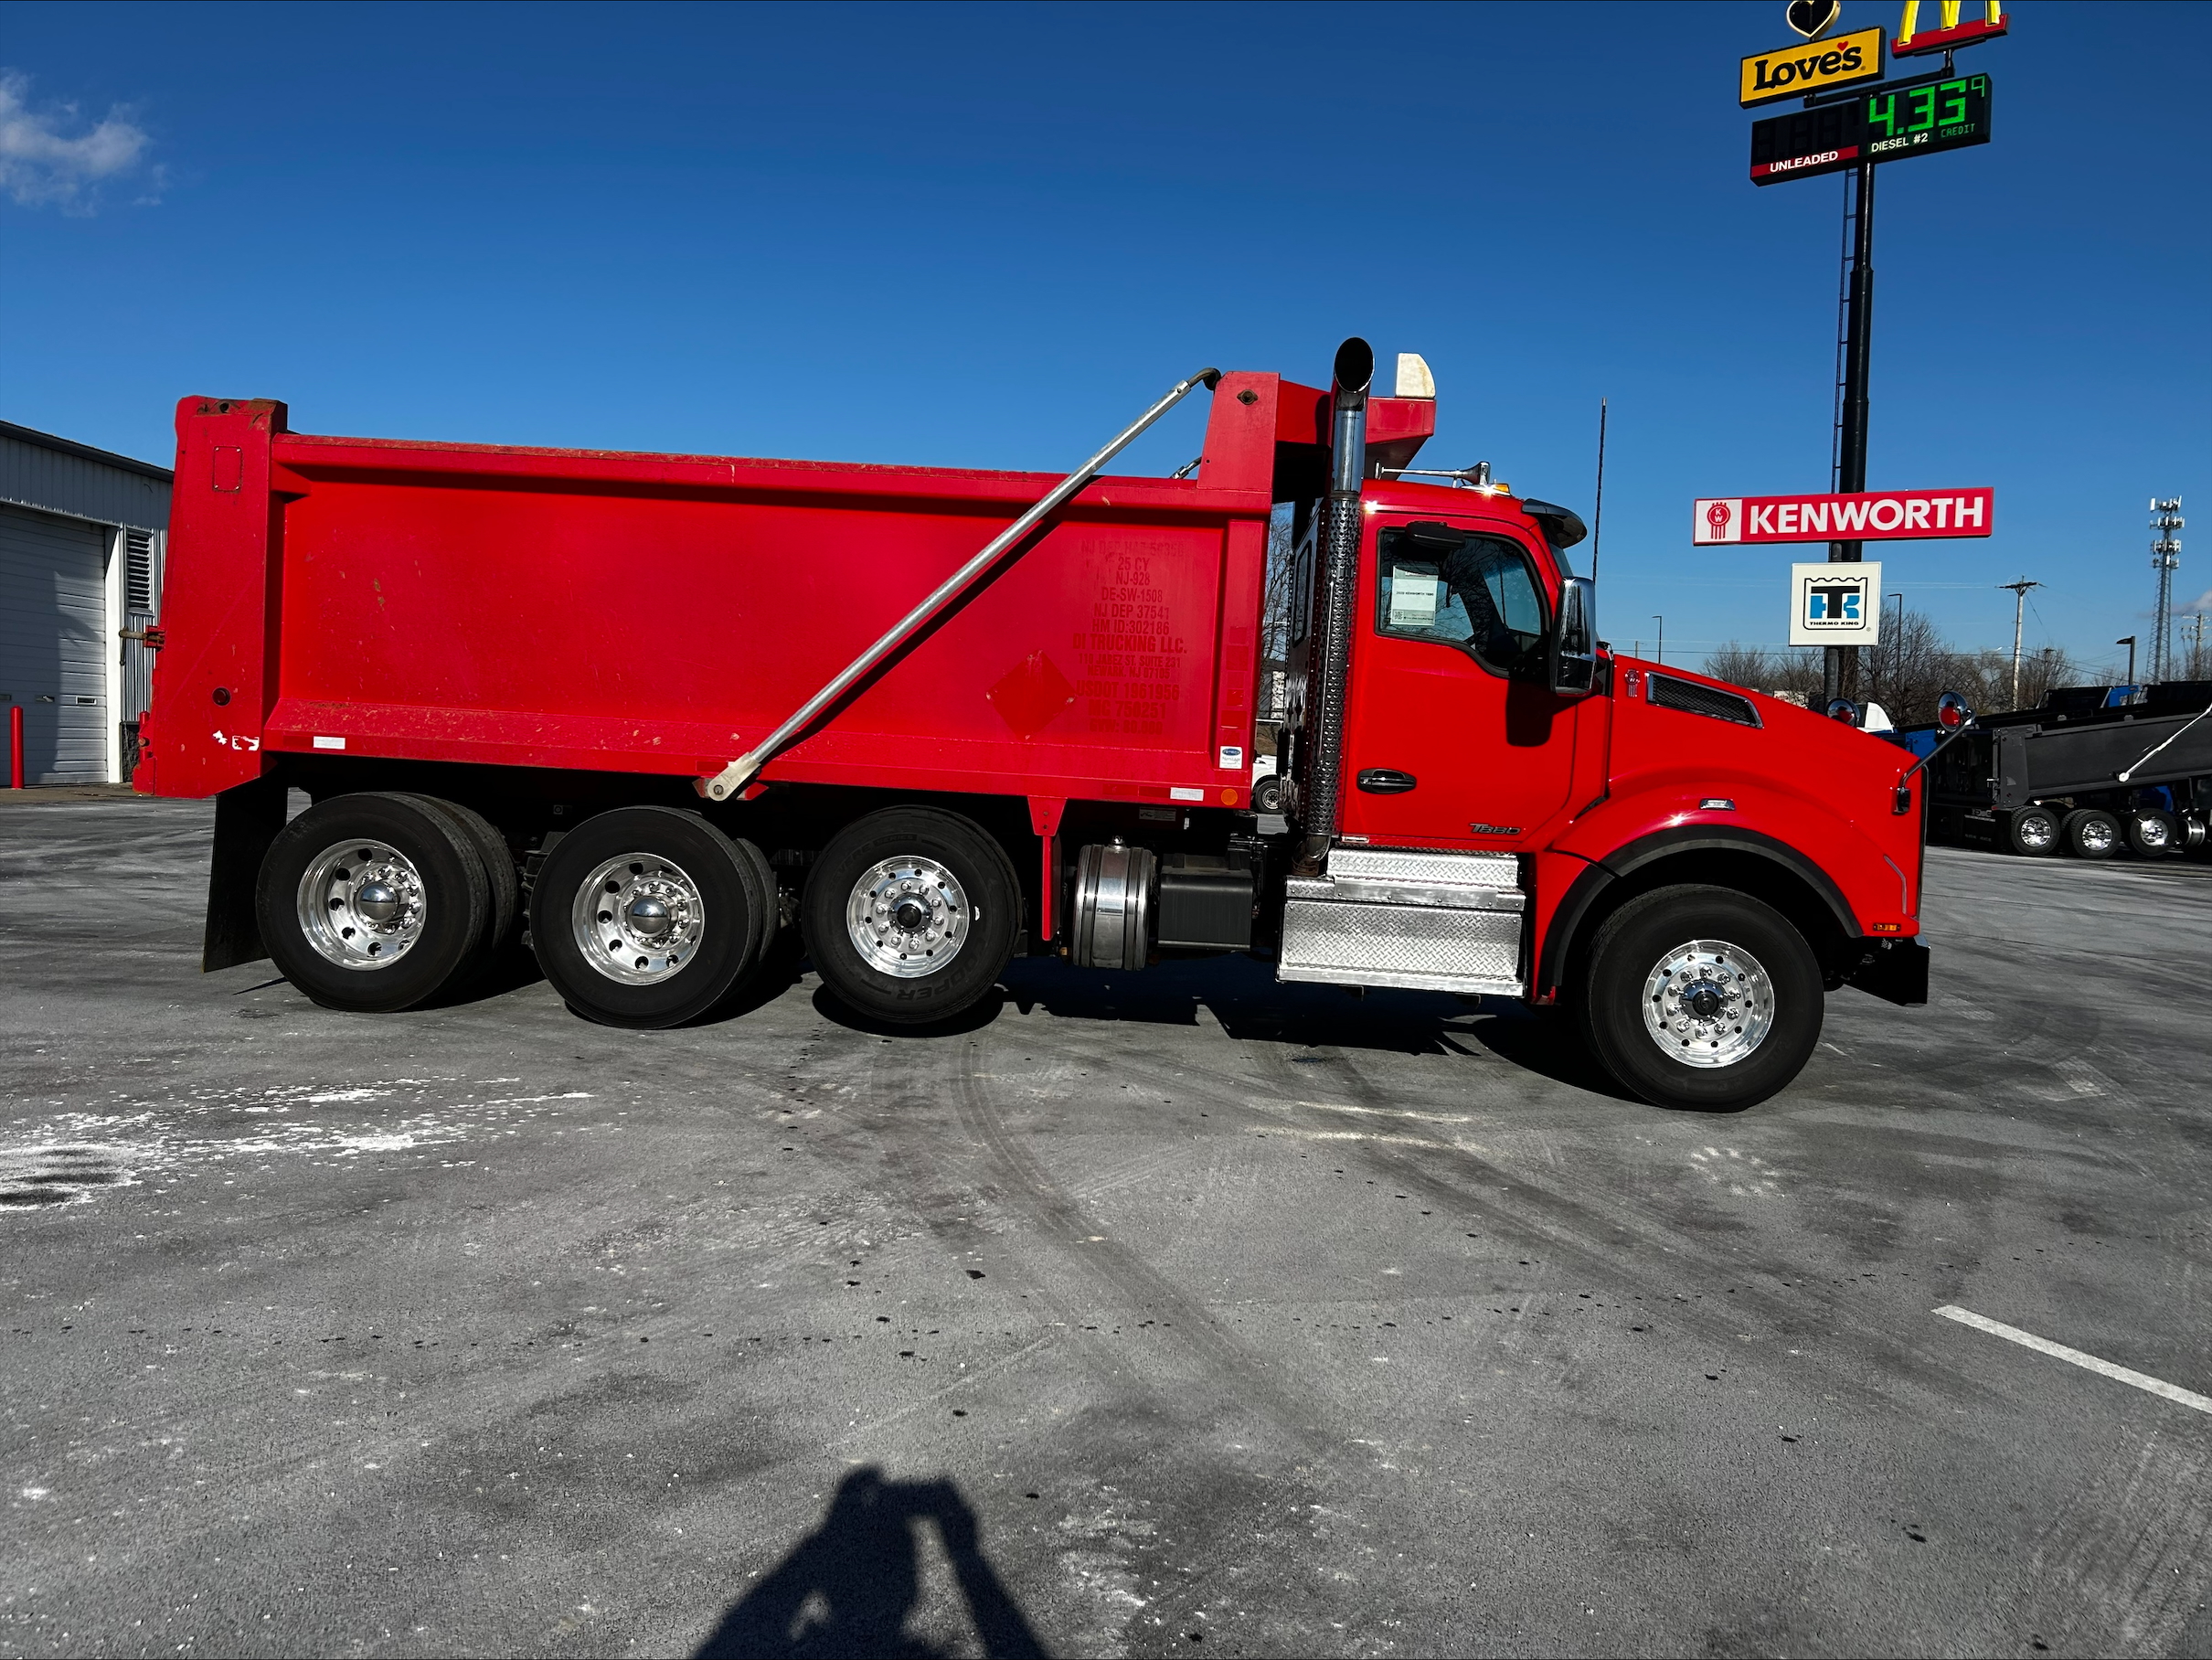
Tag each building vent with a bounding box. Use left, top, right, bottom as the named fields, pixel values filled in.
left=124, top=528, right=154, bottom=613
left=1649, top=673, right=1761, bottom=729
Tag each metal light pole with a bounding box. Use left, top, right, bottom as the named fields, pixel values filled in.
left=2117, top=634, right=2136, bottom=688
left=2149, top=496, right=2184, bottom=685
left=1998, top=579, right=2042, bottom=710
left=1824, top=159, right=1877, bottom=708
left=1653, top=615, right=1664, bottom=666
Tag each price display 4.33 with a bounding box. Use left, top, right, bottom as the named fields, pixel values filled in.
left=1749, top=75, right=1991, bottom=185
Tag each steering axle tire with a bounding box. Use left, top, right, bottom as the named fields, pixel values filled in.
left=1579, top=884, right=1824, bottom=1112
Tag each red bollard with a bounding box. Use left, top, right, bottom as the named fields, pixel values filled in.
left=9, top=703, right=22, bottom=788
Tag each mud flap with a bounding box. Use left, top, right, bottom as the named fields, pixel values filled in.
left=1845, top=937, right=1929, bottom=1007
left=203, top=774, right=288, bottom=972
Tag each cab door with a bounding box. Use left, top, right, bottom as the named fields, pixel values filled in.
left=1336, top=516, right=1579, bottom=849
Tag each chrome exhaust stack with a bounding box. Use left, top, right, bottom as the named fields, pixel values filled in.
left=1296, top=337, right=1374, bottom=873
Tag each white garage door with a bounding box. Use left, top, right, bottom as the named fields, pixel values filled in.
left=0, top=504, right=108, bottom=783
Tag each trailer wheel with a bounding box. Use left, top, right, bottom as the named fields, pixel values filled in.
left=2124, top=809, right=2177, bottom=858
left=804, top=807, right=1019, bottom=1026
left=2005, top=806, right=2060, bottom=857
left=1577, top=884, right=1823, bottom=1112
left=529, top=806, right=770, bottom=1029
left=2062, top=809, right=2120, bottom=860
left=257, top=793, right=492, bottom=1013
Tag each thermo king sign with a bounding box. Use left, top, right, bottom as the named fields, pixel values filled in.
left=1790, top=561, right=1883, bottom=646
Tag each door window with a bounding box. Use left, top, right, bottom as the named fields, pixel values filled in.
left=1376, top=529, right=1547, bottom=677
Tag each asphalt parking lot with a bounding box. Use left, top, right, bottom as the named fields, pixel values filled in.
left=4, top=792, right=2209, bottom=1658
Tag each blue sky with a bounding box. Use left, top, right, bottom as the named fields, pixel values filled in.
left=4, top=1, right=2205, bottom=674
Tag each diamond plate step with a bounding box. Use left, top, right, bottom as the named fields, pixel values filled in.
left=1277, top=847, right=1526, bottom=995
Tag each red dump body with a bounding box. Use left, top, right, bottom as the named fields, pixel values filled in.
left=144, top=374, right=1398, bottom=809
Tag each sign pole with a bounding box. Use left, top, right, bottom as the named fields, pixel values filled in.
left=1828, top=155, right=1876, bottom=706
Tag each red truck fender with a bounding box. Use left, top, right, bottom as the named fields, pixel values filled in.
left=1532, top=782, right=1913, bottom=999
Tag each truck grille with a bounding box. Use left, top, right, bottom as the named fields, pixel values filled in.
left=1649, top=674, right=1761, bottom=728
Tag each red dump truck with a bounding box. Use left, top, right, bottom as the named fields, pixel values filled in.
left=138, top=339, right=1928, bottom=1109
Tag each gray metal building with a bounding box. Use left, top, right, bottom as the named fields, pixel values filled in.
left=1, top=420, right=171, bottom=784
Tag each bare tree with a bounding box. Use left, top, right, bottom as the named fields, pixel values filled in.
left=1866, top=606, right=1953, bottom=726
left=1944, top=644, right=2077, bottom=714
left=1701, top=641, right=1778, bottom=691
left=1702, top=607, right=2076, bottom=721
left=1701, top=642, right=1823, bottom=704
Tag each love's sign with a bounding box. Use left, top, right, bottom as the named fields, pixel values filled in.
left=1739, top=25, right=1887, bottom=105
left=1693, top=488, right=1994, bottom=545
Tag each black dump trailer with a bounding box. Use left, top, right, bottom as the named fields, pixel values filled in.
left=1916, top=682, right=2212, bottom=859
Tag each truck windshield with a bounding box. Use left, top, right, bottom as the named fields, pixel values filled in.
left=1376, top=530, right=1547, bottom=676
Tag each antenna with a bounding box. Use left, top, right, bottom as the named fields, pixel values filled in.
left=1590, top=397, right=1608, bottom=583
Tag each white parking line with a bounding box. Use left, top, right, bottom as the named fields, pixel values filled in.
left=1934, top=1305, right=2212, bottom=1415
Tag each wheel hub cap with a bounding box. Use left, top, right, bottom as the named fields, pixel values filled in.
left=297, top=841, right=428, bottom=971
left=572, top=854, right=705, bottom=984
left=1640, top=939, right=1776, bottom=1069
left=847, top=856, right=970, bottom=979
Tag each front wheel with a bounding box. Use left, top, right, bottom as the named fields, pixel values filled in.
left=1578, top=884, right=1824, bottom=1112
left=803, top=807, right=1018, bottom=1026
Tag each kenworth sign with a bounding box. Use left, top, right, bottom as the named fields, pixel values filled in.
left=1693, top=487, right=1994, bottom=545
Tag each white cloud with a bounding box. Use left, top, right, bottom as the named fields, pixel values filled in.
left=0, top=70, right=158, bottom=212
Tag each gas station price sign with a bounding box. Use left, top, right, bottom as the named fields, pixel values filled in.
left=1749, top=74, right=1991, bottom=185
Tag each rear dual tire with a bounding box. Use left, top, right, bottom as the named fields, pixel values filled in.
left=259, top=792, right=500, bottom=1013
left=2005, top=805, right=2060, bottom=857
left=2062, top=808, right=2121, bottom=860
left=529, top=806, right=777, bottom=1030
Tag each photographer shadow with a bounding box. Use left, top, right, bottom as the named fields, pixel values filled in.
left=696, top=1466, right=1045, bottom=1659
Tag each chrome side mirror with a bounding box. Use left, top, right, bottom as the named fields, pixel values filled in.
left=1550, top=576, right=1598, bottom=697
left=1826, top=697, right=1861, bottom=726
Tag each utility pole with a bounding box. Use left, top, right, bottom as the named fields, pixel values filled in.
left=1999, top=579, right=2042, bottom=710
left=1825, top=159, right=1877, bottom=708
left=2149, top=496, right=2184, bottom=684
left=1653, top=615, right=1664, bottom=666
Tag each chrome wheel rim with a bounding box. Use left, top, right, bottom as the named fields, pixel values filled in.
left=846, top=856, right=970, bottom=979
left=2079, top=817, right=2116, bottom=854
left=1641, top=938, right=1774, bottom=1069
left=2135, top=816, right=2171, bottom=850
left=572, top=853, right=705, bottom=984
left=297, top=839, right=427, bottom=970
left=2017, top=812, right=2056, bottom=851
